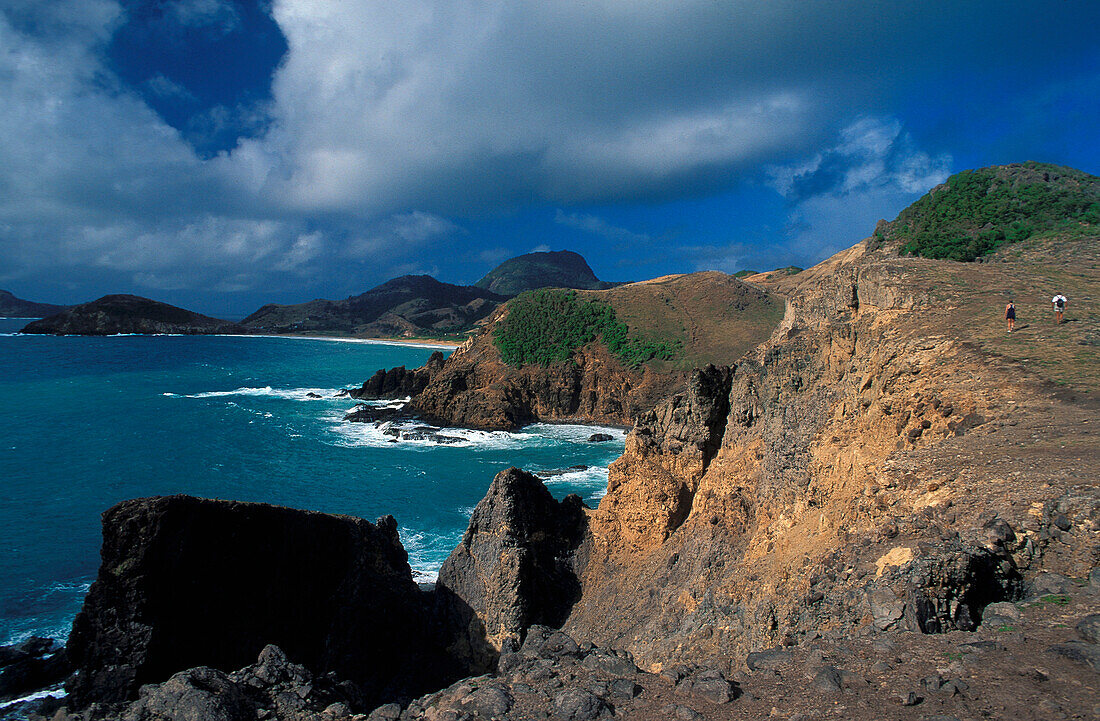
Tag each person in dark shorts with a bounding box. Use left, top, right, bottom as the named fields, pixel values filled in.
left=1052, top=294, right=1068, bottom=324
left=1005, top=301, right=1016, bottom=332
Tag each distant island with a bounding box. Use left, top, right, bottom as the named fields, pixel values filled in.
left=241, top=249, right=621, bottom=338
left=21, top=295, right=250, bottom=336
left=0, top=289, right=70, bottom=318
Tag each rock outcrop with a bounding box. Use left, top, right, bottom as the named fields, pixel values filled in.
left=560, top=229, right=1099, bottom=672
left=0, top=637, right=69, bottom=702
left=436, top=469, right=589, bottom=667
left=65, top=496, right=446, bottom=711
left=346, top=351, right=446, bottom=400
left=21, top=295, right=248, bottom=335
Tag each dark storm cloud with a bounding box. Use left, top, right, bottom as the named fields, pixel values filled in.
left=0, top=0, right=1097, bottom=310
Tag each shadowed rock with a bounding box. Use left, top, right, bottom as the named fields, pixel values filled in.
left=65, top=495, right=444, bottom=711
left=436, top=468, right=589, bottom=670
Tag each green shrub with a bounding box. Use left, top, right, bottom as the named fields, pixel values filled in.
left=493, top=289, right=681, bottom=369
left=894, top=163, right=1100, bottom=261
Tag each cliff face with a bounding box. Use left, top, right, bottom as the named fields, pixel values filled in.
left=562, top=237, right=1099, bottom=671
left=410, top=332, right=674, bottom=430
left=66, top=496, right=451, bottom=710
left=403, top=271, right=782, bottom=430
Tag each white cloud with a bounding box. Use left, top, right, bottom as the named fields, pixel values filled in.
left=0, top=0, right=1087, bottom=306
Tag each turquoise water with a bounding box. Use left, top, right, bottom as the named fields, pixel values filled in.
left=0, top=318, right=625, bottom=645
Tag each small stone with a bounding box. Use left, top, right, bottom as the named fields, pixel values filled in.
left=1048, top=641, right=1100, bottom=672
left=900, top=691, right=923, bottom=706
left=367, top=703, right=402, bottom=720
left=658, top=704, right=702, bottom=721
left=870, top=661, right=892, bottom=673
left=553, top=687, right=610, bottom=720
left=810, top=666, right=843, bottom=692
left=1052, top=514, right=1072, bottom=531
left=1076, top=614, right=1100, bottom=644
left=746, top=648, right=792, bottom=672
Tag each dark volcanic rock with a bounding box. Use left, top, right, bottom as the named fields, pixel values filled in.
left=436, top=469, right=589, bottom=668
left=65, top=495, right=442, bottom=710
left=347, top=351, right=446, bottom=401
left=587, top=433, right=613, bottom=443
left=21, top=295, right=248, bottom=336
left=0, top=637, right=69, bottom=701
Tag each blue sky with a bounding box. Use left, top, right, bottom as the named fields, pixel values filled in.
left=1, top=0, right=1098, bottom=316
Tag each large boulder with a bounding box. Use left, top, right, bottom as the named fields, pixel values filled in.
left=435, top=469, right=589, bottom=669
left=65, top=495, right=439, bottom=710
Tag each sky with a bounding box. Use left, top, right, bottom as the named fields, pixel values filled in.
left=1, top=0, right=1098, bottom=317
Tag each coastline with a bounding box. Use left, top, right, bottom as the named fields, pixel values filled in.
left=246, top=333, right=462, bottom=349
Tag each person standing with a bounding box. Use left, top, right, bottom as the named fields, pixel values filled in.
left=1052, top=294, right=1068, bottom=324
left=1005, top=301, right=1016, bottom=332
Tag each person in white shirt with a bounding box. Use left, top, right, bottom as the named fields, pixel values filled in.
left=1052, top=294, right=1068, bottom=324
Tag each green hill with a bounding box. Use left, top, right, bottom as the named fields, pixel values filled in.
left=492, top=272, right=784, bottom=372
left=474, top=250, right=617, bottom=297
left=882, top=162, right=1100, bottom=261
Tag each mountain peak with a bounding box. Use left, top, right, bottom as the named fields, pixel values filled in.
left=474, top=250, right=616, bottom=296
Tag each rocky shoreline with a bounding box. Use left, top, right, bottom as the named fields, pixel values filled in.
left=6, top=211, right=1099, bottom=719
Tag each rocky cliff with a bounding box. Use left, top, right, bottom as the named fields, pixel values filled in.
left=64, top=496, right=458, bottom=712
left=21, top=295, right=248, bottom=335
left=561, top=231, right=1099, bottom=673
left=398, top=271, right=782, bottom=430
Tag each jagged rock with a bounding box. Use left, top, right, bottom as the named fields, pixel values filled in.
left=810, top=666, right=844, bottom=692
left=587, top=434, right=613, bottom=443
left=981, top=601, right=1022, bottom=629
left=65, top=496, right=444, bottom=711
left=347, top=352, right=446, bottom=400
left=342, top=404, right=405, bottom=423
left=0, top=637, right=69, bottom=701
left=552, top=687, right=609, bottom=720
left=120, top=666, right=251, bottom=721
left=1028, top=572, right=1072, bottom=598
left=436, top=470, right=588, bottom=663
left=673, top=667, right=737, bottom=704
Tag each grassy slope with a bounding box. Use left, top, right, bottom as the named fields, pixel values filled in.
left=577, top=271, right=785, bottom=371
left=916, top=231, right=1100, bottom=395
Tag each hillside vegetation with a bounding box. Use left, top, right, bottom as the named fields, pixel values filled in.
left=492, top=272, right=784, bottom=372
left=884, top=162, right=1100, bottom=261
left=493, top=289, right=681, bottom=369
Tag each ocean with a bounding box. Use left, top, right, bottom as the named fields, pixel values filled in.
left=0, top=318, right=625, bottom=646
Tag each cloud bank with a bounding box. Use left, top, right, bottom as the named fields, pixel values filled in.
left=0, top=0, right=1096, bottom=310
